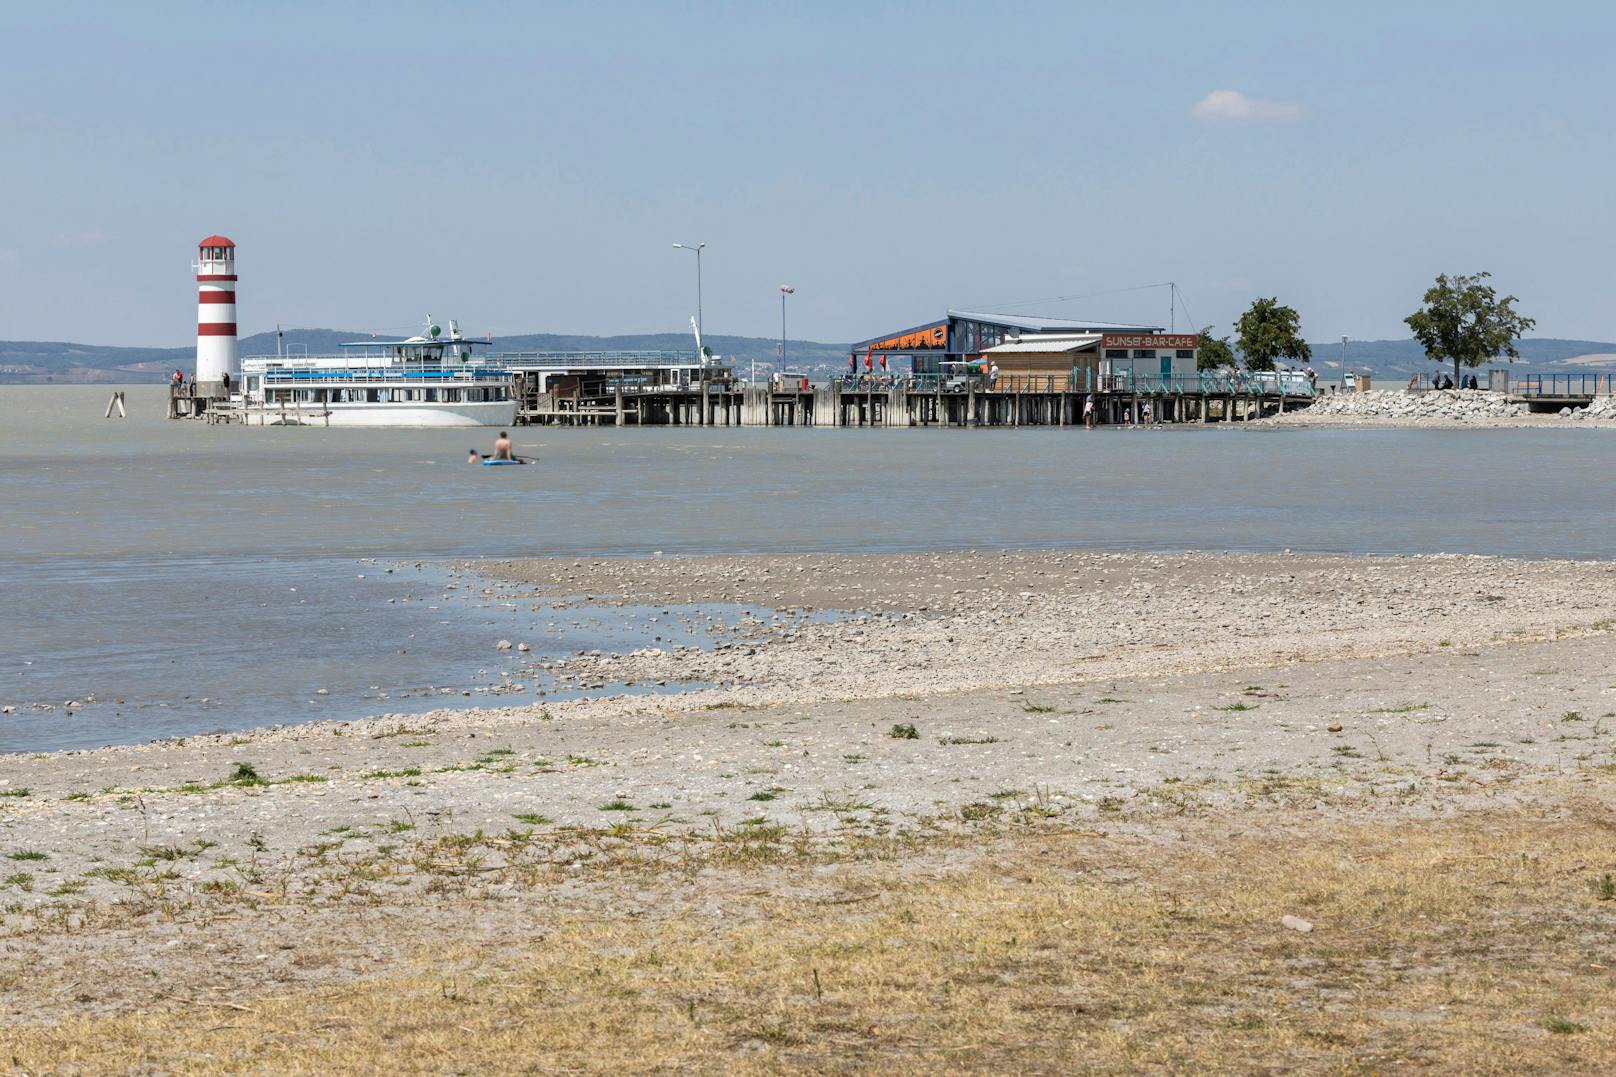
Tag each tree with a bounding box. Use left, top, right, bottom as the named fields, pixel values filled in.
left=1234, top=297, right=1311, bottom=372
left=1196, top=327, right=1236, bottom=371
left=1404, top=272, right=1535, bottom=387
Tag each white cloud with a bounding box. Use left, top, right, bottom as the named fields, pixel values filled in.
left=1191, top=89, right=1303, bottom=123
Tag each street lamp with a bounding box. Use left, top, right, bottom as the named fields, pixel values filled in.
left=674, top=242, right=707, bottom=411
left=672, top=243, right=705, bottom=342
left=779, top=285, right=795, bottom=380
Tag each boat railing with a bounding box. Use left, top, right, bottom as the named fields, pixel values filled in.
left=249, top=360, right=512, bottom=384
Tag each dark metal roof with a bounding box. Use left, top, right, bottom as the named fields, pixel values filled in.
left=947, top=310, right=1162, bottom=333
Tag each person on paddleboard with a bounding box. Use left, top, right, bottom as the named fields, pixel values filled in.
left=492, top=431, right=513, bottom=461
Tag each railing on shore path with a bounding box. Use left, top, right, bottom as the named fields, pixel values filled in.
left=1514, top=373, right=1616, bottom=398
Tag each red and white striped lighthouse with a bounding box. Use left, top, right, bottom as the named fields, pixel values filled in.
left=195, top=235, right=239, bottom=385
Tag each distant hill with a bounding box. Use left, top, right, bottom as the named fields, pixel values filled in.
left=5, top=331, right=1614, bottom=384
left=1302, top=338, right=1616, bottom=380
left=0, top=329, right=855, bottom=383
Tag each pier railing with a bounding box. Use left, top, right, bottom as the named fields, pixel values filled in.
left=900, top=371, right=1317, bottom=396
left=1514, top=373, right=1616, bottom=398
left=491, top=351, right=698, bottom=370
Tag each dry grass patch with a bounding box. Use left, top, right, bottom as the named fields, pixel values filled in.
left=6, top=805, right=1616, bottom=1073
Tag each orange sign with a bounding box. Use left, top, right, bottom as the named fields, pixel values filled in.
left=1102, top=334, right=1199, bottom=350
left=867, top=324, right=947, bottom=352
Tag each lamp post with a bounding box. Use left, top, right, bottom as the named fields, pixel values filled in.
left=779, top=285, right=795, bottom=381
left=1340, top=335, right=1349, bottom=391
left=674, top=242, right=707, bottom=415
left=673, top=243, right=705, bottom=342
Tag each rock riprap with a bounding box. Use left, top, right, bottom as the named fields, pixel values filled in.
left=1567, top=394, right=1616, bottom=421
left=1292, top=389, right=1524, bottom=423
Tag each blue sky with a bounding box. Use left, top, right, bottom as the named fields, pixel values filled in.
left=3, top=1, right=1613, bottom=345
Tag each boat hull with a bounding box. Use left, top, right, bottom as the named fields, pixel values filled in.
left=245, top=400, right=518, bottom=428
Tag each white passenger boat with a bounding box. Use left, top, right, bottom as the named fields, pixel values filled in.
left=238, top=320, right=517, bottom=428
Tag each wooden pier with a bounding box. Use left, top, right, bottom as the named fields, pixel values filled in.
left=516, top=375, right=1316, bottom=428
left=167, top=383, right=231, bottom=421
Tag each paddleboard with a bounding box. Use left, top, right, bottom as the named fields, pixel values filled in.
left=481, top=458, right=527, bottom=466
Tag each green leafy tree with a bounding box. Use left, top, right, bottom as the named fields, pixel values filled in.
left=1234, top=297, right=1311, bottom=372
left=1196, top=327, right=1236, bottom=371
left=1404, top=272, right=1535, bottom=387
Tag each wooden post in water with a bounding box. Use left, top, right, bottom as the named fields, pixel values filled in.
left=105, top=391, right=126, bottom=419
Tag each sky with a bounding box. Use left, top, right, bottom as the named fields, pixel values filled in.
left=3, top=0, right=1614, bottom=347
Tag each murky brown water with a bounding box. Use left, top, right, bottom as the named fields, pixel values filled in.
left=2, top=383, right=1612, bottom=751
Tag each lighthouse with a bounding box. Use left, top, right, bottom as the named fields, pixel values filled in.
left=195, top=235, right=239, bottom=386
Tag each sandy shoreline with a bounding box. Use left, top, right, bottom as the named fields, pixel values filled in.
left=4, top=548, right=1615, bottom=1067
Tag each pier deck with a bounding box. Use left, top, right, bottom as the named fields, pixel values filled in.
left=517, top=378, right=1317, bottom=427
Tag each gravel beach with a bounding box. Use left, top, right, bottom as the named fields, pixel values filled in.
left=4, top=549, right=1615, bottom=1068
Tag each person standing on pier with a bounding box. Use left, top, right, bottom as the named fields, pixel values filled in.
left=1083, top=394, right=1095, bottom=429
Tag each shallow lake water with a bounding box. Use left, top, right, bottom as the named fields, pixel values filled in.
left=2, top=384, right=1612, bottom=751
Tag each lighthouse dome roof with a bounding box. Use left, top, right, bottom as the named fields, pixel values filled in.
left=198, top=235, right=236, bottom=248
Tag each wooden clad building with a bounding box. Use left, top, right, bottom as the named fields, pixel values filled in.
left=982, top=332, right=1201, bottom=391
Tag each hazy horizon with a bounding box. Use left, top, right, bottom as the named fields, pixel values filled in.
left=5, top=1, right=1613, bottom=348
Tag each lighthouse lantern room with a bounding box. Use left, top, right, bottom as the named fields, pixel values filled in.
left=195, top=235, right=239, bottom=386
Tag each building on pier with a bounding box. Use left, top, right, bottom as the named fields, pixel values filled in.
left=487, top=350, right=734, bottom=424
left=488, top=350, right=714, bottom=396
left=848, top=310, right=1172, bottom=380
left=981, top=331, right=1202, bottom=392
